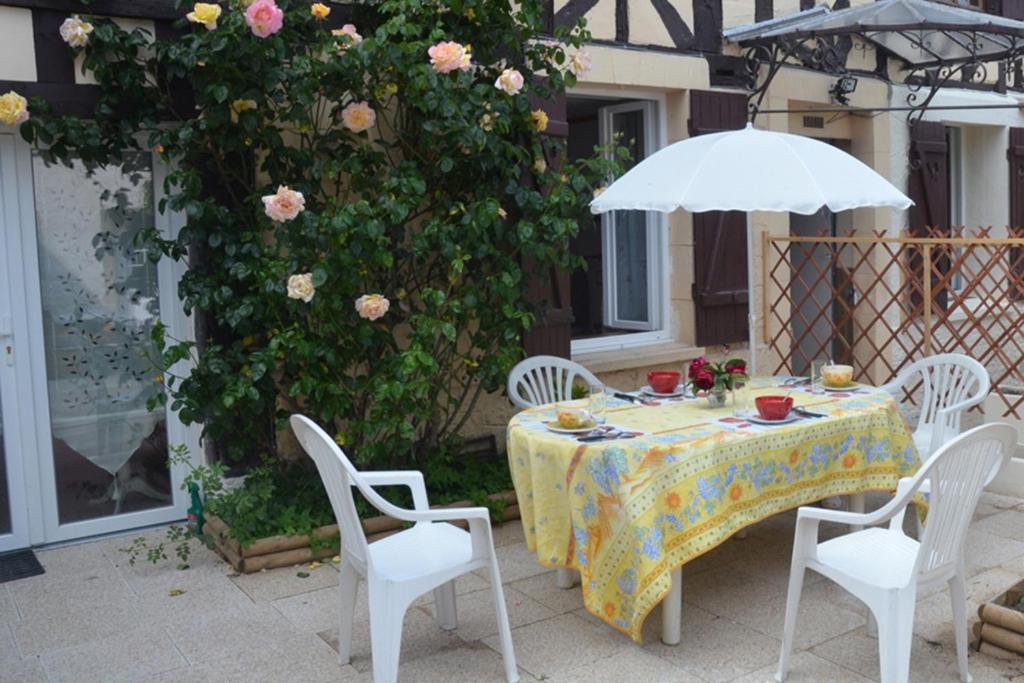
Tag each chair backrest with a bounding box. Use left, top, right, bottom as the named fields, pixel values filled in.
left=895, top=353, right=990, bottom=441
left=913, top=423, right=1016, bottom=584
left=289, top=414, right=370, bottom=567
left=506, top=355, right=602, bottom=409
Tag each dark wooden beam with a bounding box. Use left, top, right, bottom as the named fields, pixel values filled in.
left=692, top=0, right=723, bottom=53
left=4, top=0, right=181, bottom=20
left=650, top=0, right=694, bottom=49
left=0, top=80, right=100, bottom=117
left=553, top=0, right=599, bottom=29
left=799, top=0, right=815, bottom=10
left=615, top=0, right=628, bottom=43
left=755, top=0, right=773, bottom=23
left=32, top=8, right=75, bottom=84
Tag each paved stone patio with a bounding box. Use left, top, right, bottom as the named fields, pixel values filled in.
left=2, top=492, right=1024, bottom=682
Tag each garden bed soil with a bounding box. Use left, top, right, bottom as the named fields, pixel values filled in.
left=205, top=490, right=520, bottom=573
left=974, top=579, right=1024, bottom=660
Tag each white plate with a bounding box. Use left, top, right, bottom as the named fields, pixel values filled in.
left=544, top=421, right=599, bottom=434
left=819, top=382, right=862, bottom=392
left=742, top=412, right=801, bottom=425
left=639, top=385, right=689, bottom=398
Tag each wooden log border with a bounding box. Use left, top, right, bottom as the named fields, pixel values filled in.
left=204, top=490, right=521, bottom=574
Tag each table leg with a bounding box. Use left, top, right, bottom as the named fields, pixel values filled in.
left=555, top=568, right=576, bottom=589
left=661, top=567, right=682, bottom=645
left=849, top=493, right=866, bottom=532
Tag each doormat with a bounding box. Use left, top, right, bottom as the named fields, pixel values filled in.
left=0, top=549, right=44, bottom=583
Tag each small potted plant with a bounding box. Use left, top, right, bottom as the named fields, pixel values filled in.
left=688, top=356, right=749, bottom=408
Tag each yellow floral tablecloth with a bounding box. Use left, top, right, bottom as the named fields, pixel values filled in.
left=506, top=377, right=920, bottom=642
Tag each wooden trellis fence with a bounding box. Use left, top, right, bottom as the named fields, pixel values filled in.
left=763, top=228, right=1024, bottom=419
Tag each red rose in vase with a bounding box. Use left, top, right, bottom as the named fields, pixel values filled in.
left=687, top=355, right=750, bottom=393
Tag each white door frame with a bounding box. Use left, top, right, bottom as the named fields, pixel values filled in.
left=0, top=132, right=41, bottom=551
left=2, top=134, right=200, bottom=546
left=598, top=100, right=662, bottom=332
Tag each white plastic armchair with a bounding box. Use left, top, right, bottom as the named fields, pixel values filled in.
left=881, top=353, right=990, bottom=459
left=776, top=423, right=1017, bottom=683
left=289, top=415, right=518, bottom=683
left=506, top=355, right=601, bottom=409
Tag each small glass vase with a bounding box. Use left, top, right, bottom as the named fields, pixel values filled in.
left=706, top=388, right=728, bottom=408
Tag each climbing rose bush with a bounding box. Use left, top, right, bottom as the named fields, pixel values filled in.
left=19, top=0, right=616, bottom=471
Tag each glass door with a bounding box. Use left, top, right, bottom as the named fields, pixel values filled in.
left=1, top=133, right=198, bottom=545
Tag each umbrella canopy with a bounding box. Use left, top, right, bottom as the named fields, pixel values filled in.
left=733, top=0, right=1024, bottom=69
left=589, top=124, right=912, bottom=216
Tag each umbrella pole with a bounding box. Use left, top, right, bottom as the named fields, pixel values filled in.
left=747, top=213, right=757, bottom=376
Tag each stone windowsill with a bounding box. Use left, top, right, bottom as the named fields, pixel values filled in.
left=572, top=341, right=706, bottom=374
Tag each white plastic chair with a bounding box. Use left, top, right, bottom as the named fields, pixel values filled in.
left=290, top=415, right=518, bottom=683
left=881, top=353, right=990, bottom=459
left=776, top=423, right=1017, bottom=683
left=506, top=355, right=601, bottom=410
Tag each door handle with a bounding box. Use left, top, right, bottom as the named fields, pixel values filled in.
left=0, top=315, right=13, bottom=366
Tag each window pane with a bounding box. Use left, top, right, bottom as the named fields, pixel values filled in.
left=612, top=109, right=649, bottom=325
left=32, top=153, right=171, bottom=524
left=614, top=211, right=648, bottom=322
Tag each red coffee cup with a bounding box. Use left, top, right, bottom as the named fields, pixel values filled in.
left=755, top=395, right=794, bottom=420
left=647, top=370, right=681, bottom=394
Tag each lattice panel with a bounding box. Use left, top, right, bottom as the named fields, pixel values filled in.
left=765, top=229, right=1024, bottom=419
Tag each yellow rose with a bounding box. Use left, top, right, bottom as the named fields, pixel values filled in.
left=230, top=98, right=257, bottom=123
left=186, top=3, right=222, bottom=30
left=311, top=2, right=330, bottom=19
left=530, top=109, right=549, bottom=133
left=0, top=91, right=29, bottom=126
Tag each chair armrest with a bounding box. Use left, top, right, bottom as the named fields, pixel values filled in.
left=359, top=471, right=429, bottom=511
left=797, top=485, right=912, bottom=528
left=936, top=394, right=986, bottom=418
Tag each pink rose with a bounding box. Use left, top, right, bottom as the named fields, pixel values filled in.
left=428, top=41, right=471, bottom=74
left=332, top=23, right=361, bottom=49
left=340, top=101, right=375, bottom=133
left=355, top=294, right=389, bottom=321
left=245, top=0, right=284, bottom=38
left=262, top=185, right=305, bottom=222
left=688, top=357, right=708, bottom=380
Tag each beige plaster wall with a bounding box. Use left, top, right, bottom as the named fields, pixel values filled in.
left=0, top=7, right=37, bottom=82
left=554, top=0, right=694, bottom=48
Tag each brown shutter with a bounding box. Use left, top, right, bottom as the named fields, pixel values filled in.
left=522, top=90, right=572, bottom=358
left=1009, top=127, right=1024, bottom=299
left=689, top=90, right=750, bottom=347
left=907, top=120, right=950, bottom=311
left=993, top=0, right=1024, bottom=20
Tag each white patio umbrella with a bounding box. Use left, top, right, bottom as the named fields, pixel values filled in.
left=589, top=123, right=913, bottom=373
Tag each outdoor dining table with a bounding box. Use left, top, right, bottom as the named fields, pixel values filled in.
left=506, top=376, right=922, bottom=644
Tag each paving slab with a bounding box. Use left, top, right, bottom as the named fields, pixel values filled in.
left=481, top=612, right=629, bottom=680
left=230, top=562, right=339, bottom=602
left=419, top=585, right=557, bottom=640
left=40, top=624, right=186, bottom=683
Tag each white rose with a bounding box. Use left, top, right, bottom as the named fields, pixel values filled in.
left=494, top=68, right=524, bottom=96
left=355, top=294, right=389, bottom=321
left=59, top=15, right=93, bottom=49
left=287, top=273, right=315, bottom=303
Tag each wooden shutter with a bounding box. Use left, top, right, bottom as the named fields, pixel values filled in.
left=689, top=90, right=749, bottom=347
left=992, top=0, right=1024, bottom=20
left=1009, top=127, right=1024, bottom=299
left=522, top=90, right=572, bottom=358
left=907, top=120, right=950, bottom=311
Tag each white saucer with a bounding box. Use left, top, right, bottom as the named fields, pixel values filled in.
left=545, top=421, right=599, bottom=434
left=819, top=382, right=861, bottom=392
left=743, top=412, right=800, bottom=425
left=639, top=385, right=689, bottom=398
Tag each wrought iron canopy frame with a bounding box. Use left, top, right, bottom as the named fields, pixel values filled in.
left=740, top=25, right=1024, bottom=124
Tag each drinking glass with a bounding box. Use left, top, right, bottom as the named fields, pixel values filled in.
left=732, top=383, right=752, bottom=417
left=588, top=384, right=607, bottom=425
left=810, top=359, right=827, bottom=395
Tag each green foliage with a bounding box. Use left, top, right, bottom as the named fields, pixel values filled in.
left=22, top=0, right=616, bottom=477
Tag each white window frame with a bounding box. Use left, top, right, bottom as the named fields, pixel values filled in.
left=569, top=89, right=670, bottom=355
